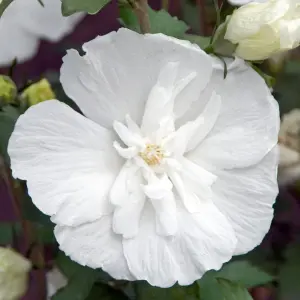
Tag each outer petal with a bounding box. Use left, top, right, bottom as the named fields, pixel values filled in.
left=54, top=217, right=134, bottom=280
left=8, top=100, right=121, bottom=226
left=123, top=202, right=237, bottom=287
left=212, top=147, right=278, bottom=255
left=60, top=29, right=213, bottom=128
left=188, top=58, right=279, bottom=169
left=0, top=0, right=83, bottom=66
left=225, top=0, right=289, bottom=43
left=0, top=5, right=39, bottom=65
left=11, top=0, right=84, bottom=42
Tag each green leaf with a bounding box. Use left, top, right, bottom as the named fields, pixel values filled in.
left=51, top=271, right=98, bottom=300
left=0, top=223, right=13, bottom=244
left=279, top=242, right=300, bottom=299
left=56, top=251, right=111, bottom=281
left=86, top=284, right=129, bottom=300
left=35, top=223, right=56, bottom=244
left=135, top=281, right=199, bottom=300
left=0, top=0, right=13, bottom=17
left=218, top=261, right=274, bottom=288
left=211, top=17, right=236, bottom=57
left=22, top=192, right=52, bottom=225
left=273, top=60, right=300, bottom=116
left=119, top=4, right=189, bottom=38
left=183, top=34, right=211, bottom=49
left=199, top=271, right=253, bottom=300
left=218, top=279, right=253, bottom=300
left=180, top=0, right=201, bottom=34
left=53, top=251, right=100, bottom=300
left=56, top=251, right=92, bottom=279
left=61, top=0, right=111, bottom=16
left=198, top=271, right=223, bottom=300
left=0, top=106, right=19, bottom=164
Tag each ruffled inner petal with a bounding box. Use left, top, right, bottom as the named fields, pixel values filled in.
left=169, top=158, right=217, bottom=213
left=111, top=167, right=146, bottom=238
left=169, top=92, right=221, bottom=157
left=144, top=174, right=177, bottom=236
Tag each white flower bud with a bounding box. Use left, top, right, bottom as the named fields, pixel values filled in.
left=225, top=0, right=300, bottom=61
left=278, top=109, right=300, bottom=185
left=0, top=247, right=31, bottom=300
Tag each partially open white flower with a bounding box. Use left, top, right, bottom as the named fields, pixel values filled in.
left=225, top=0, right=300, bottom=61
left=0, top=0, right=84, bottom=66
left=0, top=247, right=31, bottom=300
left=8, top=29, right=279, bottom=287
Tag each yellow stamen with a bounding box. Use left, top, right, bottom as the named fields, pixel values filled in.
left=139, top=144, right=165, bottom=166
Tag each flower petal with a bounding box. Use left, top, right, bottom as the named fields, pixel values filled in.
left=212, top=146, right=278, bottom=255
left=0, top=0, right=83, bottom=66
left=144, top=175, right=177, bottom=236
left=110, top=161, right=141, bottom=206
left=123, top=202, right=237, bottom=287
left=8, top=100, right=121, bottom=226
left=0, top=17, right=39, bottom=66
left=172, top=92, right=221, bottom=156
left=111, top=165, right=146, bottom=238
left=13, top=0, right=84, bottom=42
left=235, top=25, right=280, bottom=61
left=188, top=58, right=279, bottom=169
left=55, top=217, right=134, bottom=280
left=169, top=158, right=217, bottom=213
left=141, top=62, right=179, bottom=135
left=60, top=29, right=213, bottom=128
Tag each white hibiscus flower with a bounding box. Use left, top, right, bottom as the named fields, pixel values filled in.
left=8, top=29, right=279, bottom=288
left=0, top=0, right=84, bottom=66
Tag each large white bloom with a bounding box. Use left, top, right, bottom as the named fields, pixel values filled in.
left=8, top=29, right=279, bottom=287
left=225, top=0, right=300, bottom=61
left=0, top=0, right=84, bottom=66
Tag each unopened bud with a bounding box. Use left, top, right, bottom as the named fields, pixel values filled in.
left=0, top=247, right=31, bottom=300
left=0, top=76, right=17, bottom=105
left=22, top=79, right=55, bottom=106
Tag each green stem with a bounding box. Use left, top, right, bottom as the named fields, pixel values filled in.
left=162, top=0, right=169, bottom=11
left=133, top=0, right=151, bottom=33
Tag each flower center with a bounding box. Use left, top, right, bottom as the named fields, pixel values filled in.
left=139, top=143, right=165, bottom=166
